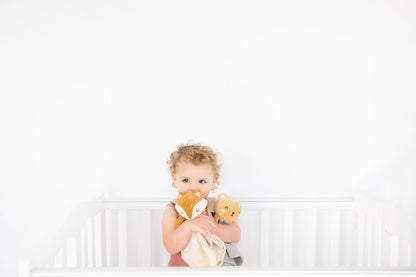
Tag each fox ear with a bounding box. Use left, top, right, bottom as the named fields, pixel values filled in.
left=178, top=193, right=183, bottom=199
left=195, top=190, right=201, bottom=197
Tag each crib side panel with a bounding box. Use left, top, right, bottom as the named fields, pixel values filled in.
left=31, top=197, right=416, bottom=271
left=244, top=200, right=355, bottom=267
left=104, top=205, right=168, bottom=267
left=41, top=200, right=358, bottom=268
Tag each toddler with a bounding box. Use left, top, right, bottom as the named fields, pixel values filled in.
left=162, top=141, right=241, bottom=266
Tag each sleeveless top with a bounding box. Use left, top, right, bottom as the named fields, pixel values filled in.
left=167, top=202, right=190, bottom=267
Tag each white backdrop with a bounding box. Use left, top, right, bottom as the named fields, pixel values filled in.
left=1, top=0, right=416, bottom=276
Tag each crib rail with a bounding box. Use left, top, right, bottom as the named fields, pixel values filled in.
left=29, top=267, right=416, bottom=277
left=19, top=197, right=416, bottom=277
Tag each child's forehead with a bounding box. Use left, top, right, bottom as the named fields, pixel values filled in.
left=176, top=162, right=214, bottom=177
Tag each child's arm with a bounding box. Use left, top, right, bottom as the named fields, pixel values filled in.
left=205, top=207, right=241, bottom=243
left=215, top=220, right=241, bottom=243
left=162, top=204, right=216, bottom=254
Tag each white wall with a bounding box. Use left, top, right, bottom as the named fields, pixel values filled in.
left=1, top=0, right=415, bottom=276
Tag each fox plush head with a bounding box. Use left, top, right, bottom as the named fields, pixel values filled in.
left=174, top=190, right=207, bottom=228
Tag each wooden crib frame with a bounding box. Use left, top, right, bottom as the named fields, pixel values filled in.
left=19, top=196, right=416, bottom=277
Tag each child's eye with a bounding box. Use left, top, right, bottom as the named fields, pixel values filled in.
left=182, top=179, right=189, bottom=183
left=199, top=180, right=206, bottom=184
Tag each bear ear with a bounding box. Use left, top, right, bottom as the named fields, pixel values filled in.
left=195, top=190, right=201, bottom=197
left=218, top=193, right=227, bottom=199
left=178, top=193, right=183, bottom=199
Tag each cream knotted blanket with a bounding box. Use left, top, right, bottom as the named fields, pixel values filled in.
left=181, top=232, right=226, bottom=266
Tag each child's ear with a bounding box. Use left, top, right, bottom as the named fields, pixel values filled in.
left=172, top=173, right=176, bottom=182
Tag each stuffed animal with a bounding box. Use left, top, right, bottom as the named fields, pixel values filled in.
left=213, top=193, right=243, bottom=266
left=174, top=190, right=208, bottom=228
left=214, top=193, right=241, bottom=223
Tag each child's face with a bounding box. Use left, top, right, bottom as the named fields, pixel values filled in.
left=172, top=162, right=217, bottom=198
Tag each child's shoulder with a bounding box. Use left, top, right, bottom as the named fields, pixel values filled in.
left=165, top=200, right=176, bottom=211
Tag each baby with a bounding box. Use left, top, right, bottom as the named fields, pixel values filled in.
left=162, top=141, right=241, bottom=266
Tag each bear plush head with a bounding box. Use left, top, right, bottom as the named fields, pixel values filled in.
left=214, top=193, right=241, bottom=223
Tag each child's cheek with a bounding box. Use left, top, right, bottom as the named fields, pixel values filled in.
left=177, top=186, right=187, bottom=194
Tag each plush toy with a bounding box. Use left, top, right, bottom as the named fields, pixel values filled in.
left=174, top=190, right=226, bottom=266
left=214, top=193, right=241, bottom=223
left=213, top=193, right=243, bottom=266
left=174, top=190, right=207, bottom=228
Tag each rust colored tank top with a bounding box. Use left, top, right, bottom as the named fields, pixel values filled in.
left=167, top=202, right=190, bottom=267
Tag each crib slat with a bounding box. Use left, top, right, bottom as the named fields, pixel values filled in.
left=105, top=209, right=112, bottom=267
left=54, top=248, right=64, bottom=268
left=329, top=209, right=340, bottom=266
left=260, top=208, right=270, bottom=266
left=364, top=216, right=373, bottom=266
left=80, top=227, right=86, bottom=267
left=374, top=220, right=382, bottom=267
left=161, top=251, right=169, bottom=266
left=390, top=235, right=400, bottom=266
left=403, top=242, right=412, bottom=266
left=18, top=261, right=30, bottom=277
left=239, top=209, right=247, bottom=264
left=118, top=209, right=128, bottom=267
left=407, top=244, right=412, bottom=266
left=306, top=208, right=316, bottom=266
left=66, top=237, right=77, bottom=268
left=142, top=210, right=152, bottom=266
left=340, top=209, right=353, bottom=266
left=383, top=231, right=392, bottom=266
left=94, top=213, right=103, bottom=267
left=86, top=217, right=94, bottom=267
left=283, top=208, right=293, bottom=266
left=356, top=213, right=365, bottom=266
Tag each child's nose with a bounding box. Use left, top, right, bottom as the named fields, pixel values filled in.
left=189, top=182, right=198, bottom=190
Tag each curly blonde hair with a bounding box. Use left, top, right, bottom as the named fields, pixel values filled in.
left=167, top=141, right=222, bottom=188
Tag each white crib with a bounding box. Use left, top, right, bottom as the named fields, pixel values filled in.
left=19, top=196, right=416, bottom=277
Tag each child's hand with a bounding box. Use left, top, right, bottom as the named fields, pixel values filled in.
left=185, top=207, right=217, bottom=237
left=205, top=206, right=218, bottom=234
